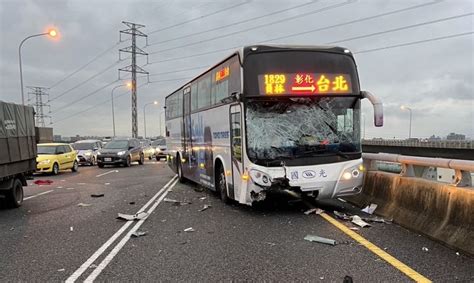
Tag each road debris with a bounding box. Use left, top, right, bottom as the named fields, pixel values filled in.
left=164, top=198, right=192, bottom=206
left=304, top=235, right=336, bottom=246
left=334, top=211, right=351, bottom=221
left=129, top=201, right=135, bottom=205
left=77, top=203, right=92, bottom=207
left=343, top=275, right=353, bottom=283
left=351, top=215, right=371, bottom=228
left=117, top=211, right=149, bottom=221
left=56, top=186, right=63, bottom=189
left=104, top=183, right=110, bottom=185
left=91, top=193, right=104, bottom=198
left=265, top=242, right=276, bottom=247
left=70, top=226, right=74, bottom=232
left=131, top=231, right=148, bottom=238
left=456, top=252, right=460, bottom=256
left=34, top=180, right=53, bottom=185
left=422, top=247, right=429, bottom=252
left=199, top=196, right=207, bottom=200
left=184, top=227, right=195, bottom=232
left=304, top=208, right=324, bottom=215
left=89, top=264, right=98, bottom=269
left=57, top=268, right=65, bottom=272
left=193, top=186, right=204, bottom=192
left=337, top=198, right=347, bottom=203
left=349, top=227, right=360, bottom=231
left=361, top=203, right=378, bottom=215
left=198, top=204, right=211, bottom=212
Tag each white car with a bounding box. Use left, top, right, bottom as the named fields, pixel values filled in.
left=151, top=139, right=167, bottom=161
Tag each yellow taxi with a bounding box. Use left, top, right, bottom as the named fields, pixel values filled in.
left=36, top=143, right=79, bottom=175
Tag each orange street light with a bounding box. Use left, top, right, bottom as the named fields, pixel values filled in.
left=48, top=29, right=58, bottom=37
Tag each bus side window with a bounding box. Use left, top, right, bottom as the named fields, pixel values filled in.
left=231, top=112, right=242, bottom=162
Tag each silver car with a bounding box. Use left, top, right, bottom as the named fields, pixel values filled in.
left=151, top=139, right=167, bottom=161
left=72, top=140, right=102, bottom=166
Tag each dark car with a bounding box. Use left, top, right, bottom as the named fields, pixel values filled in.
left=96, top=139, right=144, bottom=168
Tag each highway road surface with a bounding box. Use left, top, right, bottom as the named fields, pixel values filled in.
left=0, top=160, right=472, bottom=282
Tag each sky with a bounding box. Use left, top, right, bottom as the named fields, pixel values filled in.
left=0, top=0, right=472, bottom=139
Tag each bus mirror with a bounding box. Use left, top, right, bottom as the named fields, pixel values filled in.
left=361, top=91, right=383, bottom=127
left=221, top=92, right=241, bottom=104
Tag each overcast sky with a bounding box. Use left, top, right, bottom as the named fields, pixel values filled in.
left=1, top=0, right=472, bottom=139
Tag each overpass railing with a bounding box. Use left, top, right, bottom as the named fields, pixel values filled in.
left=362, top=153, right=474, bottom=187
left=362, top=139, right=473, bottom=149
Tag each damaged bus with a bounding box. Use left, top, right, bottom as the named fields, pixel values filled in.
left=165, top=45, right=383, bottom=205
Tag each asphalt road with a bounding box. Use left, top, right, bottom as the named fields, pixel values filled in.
left=0, top=161, right=472, bottom=282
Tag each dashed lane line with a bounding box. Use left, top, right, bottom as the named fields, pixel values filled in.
left=65, top=175, right=178, bottom=283
left=23, top=190, right=54, bottom=200
left=95, top=170, right=119, bottom=178
left=319, top=212, right=432, bottom=283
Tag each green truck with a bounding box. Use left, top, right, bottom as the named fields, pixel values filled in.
left=0, top=101, right=36, bottom=207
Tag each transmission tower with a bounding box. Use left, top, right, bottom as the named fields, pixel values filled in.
left=27, top=86, right=52, bottom=127
left=118, top=21, right=149, bottom=138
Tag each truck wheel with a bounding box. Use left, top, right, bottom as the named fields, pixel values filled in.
left=52, top=163, right=59, bottom=175
left=138, top=154, right=144, bottom=165
left=7, top=179, right=24, bottom=208
left=71, top=160, right=79, bottom=172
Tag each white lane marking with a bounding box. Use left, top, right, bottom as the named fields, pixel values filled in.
left=65, top=175, right=178, bottom=283
left=95, top=170, right=119, bottom=178
left=24, top=190, right=54, bottom=200
left=84, top=178, right=179, bottom=282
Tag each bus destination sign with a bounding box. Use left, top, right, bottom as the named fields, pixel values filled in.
left=258, top=73, right=352, bottom=95
left=215, top=66, right=230, bottom=82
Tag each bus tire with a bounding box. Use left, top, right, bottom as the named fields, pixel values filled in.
left=216, top=165, right=230, bottom=203
left=177, top=158, right=185, bottom=183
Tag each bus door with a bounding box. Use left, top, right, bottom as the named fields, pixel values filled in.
left=183, top=87, right=191, bottom=172
left=230, top=105, right=243, bottom=200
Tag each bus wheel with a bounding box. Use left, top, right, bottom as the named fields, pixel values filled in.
left=177, top=159, right=185, bottom=183
left=217, top=166, right=229, bottom=203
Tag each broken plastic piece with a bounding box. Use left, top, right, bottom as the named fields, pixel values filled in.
left=131, top=231, right=148, bottom=237
left=334, top=211, right=351, bottom=220
left=184, top=227, right=195, bottom=232
left=57, top=268, right=65, bottom=272
left=91, top=193, right=104, bottom=198
left=305, top=208, right=324, bottom=215
left=129, top=202, right=135, bottom=205
left=77, top=203, right=92, bottom=207
left=349, top=227, right=360, bottom=231
left=198, top=204, right=211, bottom=212
left=164, top=198, right=192, bottom=206
left=70, top=226, right=74, bottom=232
left=199, top=197, right=207, bottom=200
left=361, top=203, right=378, bottom=214
left=304, top=235, right=336, bottom=246
left=422, top=247, right=429, bottom=252
left=351, top=215, right=371, bottom=227
left=117, top=211, right=149, bottom=221
left=343, top=275, right=353, bottom=283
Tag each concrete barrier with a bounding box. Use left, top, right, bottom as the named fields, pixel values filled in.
left=347, top=171, right=474, bottom=255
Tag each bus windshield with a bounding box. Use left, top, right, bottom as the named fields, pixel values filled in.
left=246, top=97, right=360, bottom=165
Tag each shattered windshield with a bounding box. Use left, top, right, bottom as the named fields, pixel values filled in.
left=246, top=97, right=360, bottom=164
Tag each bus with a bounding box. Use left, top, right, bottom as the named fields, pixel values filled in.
left=165, top=45, right=383, bottom=205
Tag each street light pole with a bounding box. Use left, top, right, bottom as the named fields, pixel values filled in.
left=18, top=30, right=57, bottom=105
left=143, top=101, right=158, bottom=139
left=111, top=83, right=131, bottom=138
left=400, top=105, right=413, bottom=139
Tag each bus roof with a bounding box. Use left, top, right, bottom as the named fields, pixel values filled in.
left=165, top=44, right=352, bottom=100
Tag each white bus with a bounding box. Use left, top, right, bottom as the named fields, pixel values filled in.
left=165, top=45, right=383, bottom=205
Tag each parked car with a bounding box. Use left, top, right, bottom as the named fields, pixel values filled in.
left=36, top=143, right=79, bottom=175
left=72, top=139, right=102, bottom=166
left=96, top=138, right=144, bottom=167
left=151, top=139, right=167, bottom=161
left=139, top=139, right=155, bottom=160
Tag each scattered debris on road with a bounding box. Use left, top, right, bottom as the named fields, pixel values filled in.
left=131, top=230, right=148, bottom=238
left=91, top=193, right=104, bottom=198
left=198, top=204, right=211, bottom=212
left=351, top=215, right=371, bottom=228
left=184, top=227, right=195, bottom=232
left=70, top=226, right=74, bottom=232
left=456, top=252, right=460, bottom=256
left=334, top=211, right=351, bottom=221
left=89, top=264, right=98, bottom=269
left=164, top=198, right=192, bottom=206
left=34, top=179, right=53, bottom=185
left=129, top=201, right=135, bottom=205
left=265, top=242, right=276, bottom=247
left=337, top=198, right=347, bottom=203
left=57, top=268, right=65, bottom=272
left=361, top=203, right=378, bottom=215
left=343, top=275, right=353, bottom=283
left=104, top=183, right=110, bottom=185
left=304, top=235, right=336, bottom=246
left=193, top=186, right=204, bottom=192
left=349, top=227, right=360, bottom=231
left=77, top=203, right=92, bottom=207
left=304, top=208, right=324, bottom=215
left=56, top=186, right=63, bottom=189
left=422, top=247, right=429, bottom=252
left=117, top=211, right=149, bottom=221
left=199, top=197, right=207, bottom=200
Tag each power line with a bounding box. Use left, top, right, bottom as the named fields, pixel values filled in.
left=353, top=31, right=473, bottom=54
left=49, top=41, right=126, bottom=89
left=147, top=0, right=442, bottom=65
left=147, top=0, right=250, bottom=35
left=147, top=1, right=319, bottom=46
left=149, top=0, right=354, bottom=55
left=148, top=65, right=208, bottom=77
left=49, top=59, right=125, bottom=102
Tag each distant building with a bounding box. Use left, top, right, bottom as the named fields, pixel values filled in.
left=53, top=135, right=62, bottom=142
left=446, top=132, right=466, bottom=141
left=428, top=135, right=441, bottom=141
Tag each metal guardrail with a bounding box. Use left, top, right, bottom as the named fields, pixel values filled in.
left=362, top=153, right=474, bottom=187
left=362, top=139, right=473, bottom=149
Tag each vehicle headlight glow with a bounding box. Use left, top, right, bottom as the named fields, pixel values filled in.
left=342, top=172, right=352, bottom=180
left=85, top=152, right=91, bottom=156
left=117, top=151, right=126, bottom=156
left=249, top=169, right=272, bottom=187
left=39, top=159, right=51, bottom=164
left=155, top=147, right=161, bottom=152
left=97, top=152, right=101, bottom=155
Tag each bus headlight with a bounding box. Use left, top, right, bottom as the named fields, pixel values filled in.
left=249, top=169, right=272, bottom=187
left=342, top=172, right=352, bottom=180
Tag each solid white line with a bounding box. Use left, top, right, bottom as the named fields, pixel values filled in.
left=65, top=175, right=177, bottom=283
left=24, top=190, right=54, bottom=200
left=84, top=178, right=179, bottom=282
left=95, top=170, right=119, bottom=178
